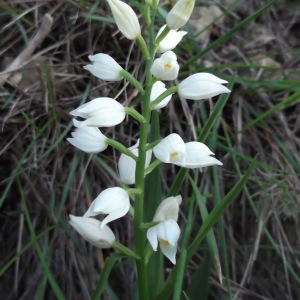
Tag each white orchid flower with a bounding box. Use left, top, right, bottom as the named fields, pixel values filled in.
left=153, top=133, right=186, bottom=164
left=150, top=51, right=179, bottom=81
left=153, top=133, right=222, bottom=168
left=147, top=219, right=181, bottom=264
left=166, top=0, right=195, bottom=30
left=69, top=215, right=115, bottom=248
left=150, top=81, right=172, bottom=110
left=118, top=140, right=152, bottom=185
left=178, top=73, right=231, bottom=101
left=83, top=187, right=130, bottom=229
left=156, top=25, right=187, bottom=53
left=83, top=53, right=123, bottom=81
left=107, top=0, right=141, bottom=40
left=70, top=97, right=126, bottom=128
left=67, top=126, right=108, bottom=153
left=147, top=195, right=182, bottom=264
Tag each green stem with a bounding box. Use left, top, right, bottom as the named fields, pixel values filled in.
left=133, top=14, right=158, bottom=300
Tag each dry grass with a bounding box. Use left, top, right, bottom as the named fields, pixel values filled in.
left=1, top=0, right=300, bottom=299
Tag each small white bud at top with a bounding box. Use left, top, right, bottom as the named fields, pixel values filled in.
left=166, top=0, right=195, bottom=30
left=107, top=0, right=141, bottom=40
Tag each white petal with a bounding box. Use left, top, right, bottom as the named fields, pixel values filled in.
left=69, top=215, right=115, bottom=248
left=156, top=220, right=181, bottom=247
left=83, top=187, right=130, bottom=229
left=118, top=147, right=152, bottom=185
left=67, top=126, right=108, bottom=153
left=183, top=72, right=228, bottom=84
left=118, top=148, right=138, bottom=185
left=177, top=142, right=223, bottom=168
left=153, top=133, right=186, bottom=164
left=107, top=0, right=141, bottom=40
left=147, top=226, right=159, bottom=251
left=160, top=243, right=177, bottom=264
left=150, top=81, right=172, bottom=110
left=156, top=25, right=187, bottom=53
left=153, top=195, right=182, bottom=222
left=83, top=53, right=123, bottom=81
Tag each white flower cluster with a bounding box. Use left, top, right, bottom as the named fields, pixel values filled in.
left=68, top=0, right=230, bottom=264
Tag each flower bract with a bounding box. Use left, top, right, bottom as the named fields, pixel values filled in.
left=178, top=73, right=231, bottom=100
left=166, top=0, right=195, bottom=30
left=147, top=219, right=181, bottom=264
left=83, top=187, right=130, bottom=229
left=69, top=215, right=115, bottom=248
left=107, top=0, right=141, bottom=40
left=67, top=126, right=108, bottom=153
left=70, top=97, right=126, bottom=128
left=150, top=81, right=173, bottom=110
left=83, top=53, right=123, bottom=81
left=150, top=51, right=179, bottom=81
left=156, top=25, right=187, bottom=53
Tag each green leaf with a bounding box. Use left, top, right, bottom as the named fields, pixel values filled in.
left=91, top=254, right=122, bottom=300
left=189, top=176, right=222, bottom=285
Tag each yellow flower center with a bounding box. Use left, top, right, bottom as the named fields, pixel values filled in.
left=170, top=152, right=178, bottom=159
left=164, top=63, right=171, bottom=69
left=159, top=239, right=170, bottom=247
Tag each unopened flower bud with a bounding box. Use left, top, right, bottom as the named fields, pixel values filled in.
left=166, top=0, right=195, bottom=30
left=107, top=0, right=141, bottom=40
